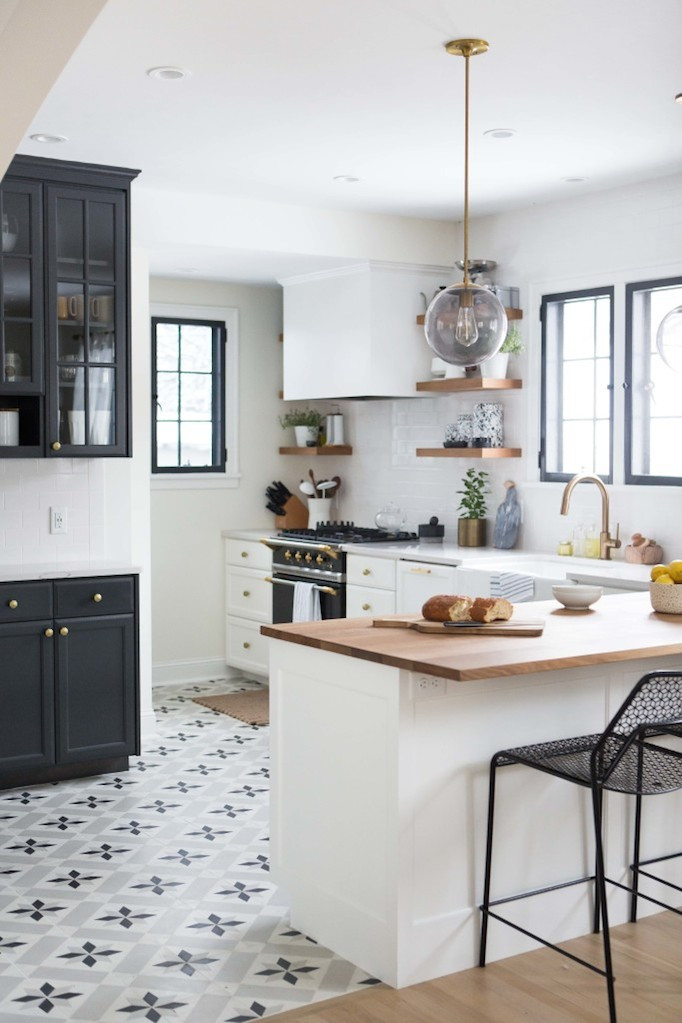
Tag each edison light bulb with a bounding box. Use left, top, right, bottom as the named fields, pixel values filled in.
left=455, top=304, right=478, bottom=346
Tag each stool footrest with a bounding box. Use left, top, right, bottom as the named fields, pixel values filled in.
left=480, top=908, right=610, bottom=978
left=487, top=873, right=594, bottom=909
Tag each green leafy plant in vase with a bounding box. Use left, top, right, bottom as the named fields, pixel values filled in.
left=279, top=407, right=324, bottom=447
left=457, top=467, right=489, bottom=546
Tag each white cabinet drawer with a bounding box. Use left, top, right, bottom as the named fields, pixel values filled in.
left=347, top=554, right=396, bottom=590
left=226, top=567, right=271, bottom=622
left=225, top=538, right=272, bottom=572
left=226, top=617, right=268, bottom=675
left=395, top=559, right=458, bottom=614
left=346, top=584, right=396, bottom=618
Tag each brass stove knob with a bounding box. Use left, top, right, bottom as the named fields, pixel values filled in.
left=316, top=555, right=324, bottom=565
left=305, top=553, right=313, bottom=563
left=294, top=552, right=303, bottom=561
left=284, top=550, right=293, bottom=560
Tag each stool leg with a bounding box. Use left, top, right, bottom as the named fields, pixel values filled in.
left=591, top=784, right=617, bottom=1023
left=630, top=790, right=643, bottom=923
left=593, top=788, right=603, bottom=934
left=479, top=757, right=500, bottom=968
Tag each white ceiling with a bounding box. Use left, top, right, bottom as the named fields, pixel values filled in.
left=18, top=0, right=682, bottom=282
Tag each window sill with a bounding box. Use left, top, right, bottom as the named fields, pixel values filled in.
left=151, top=473, right=241, bottom=491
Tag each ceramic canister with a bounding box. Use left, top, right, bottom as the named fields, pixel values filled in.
left=473, top=402, right=504, bottom=447
left=445, top=413, right=473, bottom=446
left=0, top=408, right=19, bottom=446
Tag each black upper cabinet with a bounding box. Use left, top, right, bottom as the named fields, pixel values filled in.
left=0, top=156, right=139, bottom=457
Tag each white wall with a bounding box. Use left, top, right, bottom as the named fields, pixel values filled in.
left=327, top=173, right=682, bottom=555
left=149, top=277, right=283, bottom=681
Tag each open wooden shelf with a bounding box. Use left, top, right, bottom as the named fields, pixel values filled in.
left=416, top=377, right=522, bottom=393
left=416, top=307, right=522, bottom=326
left=416, top=446, right=522, bottom=459
left=279, top=445, right=353, bottom=456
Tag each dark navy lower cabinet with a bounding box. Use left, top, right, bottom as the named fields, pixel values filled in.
left=0, top=574, right=139, bottom=788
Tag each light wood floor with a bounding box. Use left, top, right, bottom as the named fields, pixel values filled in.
left=269, top=912, right=681, bottom=1023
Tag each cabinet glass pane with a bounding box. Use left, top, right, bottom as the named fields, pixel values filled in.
left=89, top=285, right=114, bottom=329
left=56, top=198, right=84, bottom=280
left=59, top=367, right=86, bottom=445
left=88, top=202, right=115, bottom=281
left=89, top=329, right=115, bottom=364
left=2, top=192, right=30, bottom=257
left=88, top=366, right=115, bottom=445
left=3, top=323, right=32, bottom=383
left=2, top=256, right=31, bottom=317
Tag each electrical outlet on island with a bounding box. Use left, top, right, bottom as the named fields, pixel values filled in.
left=50, top=507, right=67, bottom=535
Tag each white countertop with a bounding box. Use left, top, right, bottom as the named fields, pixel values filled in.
left=0, top=562, right=140, bottom=582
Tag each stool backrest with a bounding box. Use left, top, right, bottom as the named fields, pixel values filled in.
left=594, top=670, right=682, bottom=783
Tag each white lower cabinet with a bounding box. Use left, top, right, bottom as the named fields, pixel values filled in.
left=225, top=538, right=272, bottom=677
left=395, top=559, right=458, bottom=614
left=346, top=554, right=396, bottom=618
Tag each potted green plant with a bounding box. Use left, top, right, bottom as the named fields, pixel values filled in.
left=457, top=467, right=489, bottom=546
left=279, top=407, right=324, bottom=447
left=481, top=324, right=525, bottom=379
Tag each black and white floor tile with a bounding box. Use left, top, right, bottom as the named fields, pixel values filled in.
left=0, top=678, right=378, bottom=1021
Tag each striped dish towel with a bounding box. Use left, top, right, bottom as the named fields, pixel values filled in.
left=490, top=572, right=535, bottom=602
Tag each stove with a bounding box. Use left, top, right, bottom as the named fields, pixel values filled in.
left=277, top=522, right=418, bottom=545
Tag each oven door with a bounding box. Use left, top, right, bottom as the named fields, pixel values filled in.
left=269, top=571, right=345, bottom=623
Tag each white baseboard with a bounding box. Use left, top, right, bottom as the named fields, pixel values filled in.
left=152, top=657, right=235, bottom=686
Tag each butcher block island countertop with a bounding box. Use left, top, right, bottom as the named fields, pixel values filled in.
left=261, top=590, right=682, bottom=682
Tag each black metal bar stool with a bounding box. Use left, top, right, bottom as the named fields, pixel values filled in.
left=479, top=670, right=682, bottom=1023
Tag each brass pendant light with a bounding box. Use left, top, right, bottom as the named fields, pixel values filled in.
left=424, top=39, right=507, bottom=366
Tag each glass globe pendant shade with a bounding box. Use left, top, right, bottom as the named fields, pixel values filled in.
left=656, top=305, right=682, bottom=373
left=425, top=282, right=508, bottom=366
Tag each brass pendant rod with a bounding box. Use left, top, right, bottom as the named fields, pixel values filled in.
left=463, top=51, right=470, bottom=288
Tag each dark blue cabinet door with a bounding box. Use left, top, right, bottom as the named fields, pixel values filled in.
left=55, top=614, right=137, bottom=763
left=0, top=621, right=55, bottom=773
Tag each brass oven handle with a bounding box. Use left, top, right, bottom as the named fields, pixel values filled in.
left=264, top=576, right=338, bottom=597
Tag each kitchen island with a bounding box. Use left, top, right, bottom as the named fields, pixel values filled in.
left=262, top=592, right=682, bottom=988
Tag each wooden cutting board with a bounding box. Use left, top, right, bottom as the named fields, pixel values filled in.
left=372, top=616, right=545, bottom=636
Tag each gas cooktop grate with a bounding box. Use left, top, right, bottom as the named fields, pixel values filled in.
left=278, top=522, right=418, bottom=544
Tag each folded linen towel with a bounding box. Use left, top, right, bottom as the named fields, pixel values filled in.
left=292, top=581, right=322, bottom=623
left=490, top=572, right=535, bottom=602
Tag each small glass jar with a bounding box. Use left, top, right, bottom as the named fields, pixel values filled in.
left=557, top=540, right=573, bottom=556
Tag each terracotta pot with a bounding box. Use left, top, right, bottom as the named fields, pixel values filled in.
left=458, top=518, right=487, bottom=547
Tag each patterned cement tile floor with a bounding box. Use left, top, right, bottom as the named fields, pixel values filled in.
left=0, top=678, right=378, bottom=1022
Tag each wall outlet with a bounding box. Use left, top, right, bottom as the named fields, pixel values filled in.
left=411, top=674, right=447, bottom=698
left=50, top=507, right=67, bottom=535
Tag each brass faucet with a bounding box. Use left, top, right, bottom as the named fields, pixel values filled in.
left=559, top=473, right=621, bottom=560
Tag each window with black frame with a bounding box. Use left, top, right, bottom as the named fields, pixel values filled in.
left=625, top=276, right=682, bottom=485
left=151, top=316, right=226, bottom=473
left=540, top=286, right=614, bottom=482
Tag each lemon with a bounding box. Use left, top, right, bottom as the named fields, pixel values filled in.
left=650, top=564, right=669, bottom=581
left=667, top=560, right=682, bottom=583
left=654, top=573, right=675, bottom=585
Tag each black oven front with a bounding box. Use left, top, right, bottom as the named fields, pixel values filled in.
left=262, top=538, right=346, bottom=623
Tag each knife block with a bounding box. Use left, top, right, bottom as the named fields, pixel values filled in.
left=275, top=495, right=308, bottom=529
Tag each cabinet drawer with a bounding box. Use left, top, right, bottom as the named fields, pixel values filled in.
left=347, top=554, right=396, bottom=590
left=226, top=567, right=272, bottom=622
left=226, top=617, right=269, bottom=675
left=0, top=582, right=52, bottom=623
left=55, top=576, right=135, bottom=618
left=225, top=538, right=272, bottom=572
left=346, top=584, right=395, bottom=618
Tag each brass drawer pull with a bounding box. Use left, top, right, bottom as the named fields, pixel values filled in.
left=8, top=599, right=18, bottom=609
left=59, top=626, right=69, bottom=636
left=241, top=550, right=249, bottom=558
left=92, top=593, right=103, bottom=603
left=362, top=603, right=371, bottom=611
left=52, top=441, right=61, bottom=451
left=243, top=641, right=251, bottom=649
left=243, top=590, right=250, bottom=597
left=362, top=568, right=371, bottom=576
left=44, top=628, right=54, bottom=638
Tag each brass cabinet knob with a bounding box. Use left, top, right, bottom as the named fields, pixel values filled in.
left=243, top=590, right=250, bottom=597
left=284, top=550, right=293, bottom=560
left=243, top=641, right=251, bottom=649
left=44, top=628, right=54, bottom=638
left=240, top=550, right=248, bottom=558
left=305, top=553, right=313, bottom=563
left=316, top=555, right=324, bottom=564
left=92, top=593, right=103, bottom=603
left=362, top=603, right=371, bottom=611
left=52, top=441, right=61, bottom=451
left=294, top=552, right=303, bottom=561
left=362, top=568, right=371, bottom=576
left=59, top=626, right=69, bottom=636
left=8, top=599, right=18, bottom=609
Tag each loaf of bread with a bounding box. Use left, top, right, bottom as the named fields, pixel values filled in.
left=422, top=594, right=471, bottom=622
left=469, top=597, right=514, bottom=623
left=448, top=596, right=475, bottom=622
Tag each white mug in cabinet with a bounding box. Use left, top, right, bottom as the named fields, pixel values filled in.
left=0, top=408, right=19, bottom=446
left=67, top=410, right=85, bottom=445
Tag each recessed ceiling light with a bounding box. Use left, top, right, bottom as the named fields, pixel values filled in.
left=29, top=133, right=68, bottom=144
left=146, top=66, right=191, bottom=81
left=562, top=176, right=587, bottom=183
left=333, top=175, right=360, bottom=183
left=676, top=93, right=682, bottom=104
left=483, top=128, right=516, bottom=140
left=173, top=267, right=199, bottom=274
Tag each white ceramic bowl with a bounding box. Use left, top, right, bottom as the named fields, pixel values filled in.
left=649, top=580, right=682, bottom=614
left=552, top=584, right=603, bottom=610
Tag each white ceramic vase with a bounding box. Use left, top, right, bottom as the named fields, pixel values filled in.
left=294, top=425, right=318, bottom=447
left=481, top=351, right=509, bottom=379
left=308, top=498, right=332, bottom=527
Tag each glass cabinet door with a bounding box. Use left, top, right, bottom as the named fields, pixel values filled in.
left=0, top=181, right=43, bottom=393
left=47, top=187, right=127, bottom=454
